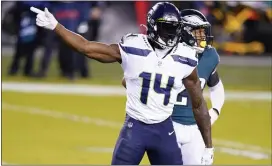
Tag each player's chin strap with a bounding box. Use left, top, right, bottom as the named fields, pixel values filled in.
left=208, top=80, right=225, bottom=125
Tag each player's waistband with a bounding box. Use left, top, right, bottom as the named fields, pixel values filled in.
left=124, top=113, right=172, bottom=126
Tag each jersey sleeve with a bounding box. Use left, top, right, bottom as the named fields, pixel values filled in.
left=118, top=33, right=141, bottom=72
left=207, top=70, right=220, bottom=87
left=211, top=46, right=220, bottom=67
left=182, top=46, right=198, bottom=79
left=118, top=43, right=128, bottom=71
left=206, top=46, right=220, bottom=87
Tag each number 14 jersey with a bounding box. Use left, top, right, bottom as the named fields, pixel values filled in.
left=119, top=34, right=198, bottom=124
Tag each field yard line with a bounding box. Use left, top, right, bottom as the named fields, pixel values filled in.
left=216, top=147, right=270, bottom=160
left=2, top=102, right=271, bottom=160
left=2, top=102, right=121, bottom=129
left=2, top=82, right=272, bottom=101
left=2, top=161, right=13, bottom=165
left=80, top=146, right=270, bottom=160
left=212, top=139, right=272, bottom=154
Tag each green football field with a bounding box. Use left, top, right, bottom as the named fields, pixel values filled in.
left=2, top=55, right=272, bottom=164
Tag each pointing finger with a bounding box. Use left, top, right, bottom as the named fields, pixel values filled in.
left=30, top=7, right=44, bottom=14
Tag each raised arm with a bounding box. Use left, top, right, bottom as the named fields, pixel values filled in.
left=183, top=68, right=212, bottom=148
left=54, top=24, right=121, bottom=63
left=30, top=7, right=121, bottom=63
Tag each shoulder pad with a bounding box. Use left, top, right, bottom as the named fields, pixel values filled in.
left=174, top=43, right=198, bottom=63
left=205, top=46, right=220, bottom=62
left=120, top=33, right=139, bottom=44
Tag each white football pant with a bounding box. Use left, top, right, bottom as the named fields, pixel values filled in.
left=173, top=121, right=205, bottom=165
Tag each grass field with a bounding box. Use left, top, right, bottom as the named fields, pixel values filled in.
left=1, top=55, right=271, bottom=91
left=2, top=55, right=272, bottom=165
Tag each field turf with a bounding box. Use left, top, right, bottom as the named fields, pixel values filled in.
left=2, top=55, right=271, bottom=164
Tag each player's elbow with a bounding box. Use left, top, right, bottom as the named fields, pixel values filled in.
left=192, top=98, right=206, bottom=113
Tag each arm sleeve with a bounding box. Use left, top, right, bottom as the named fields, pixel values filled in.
left=208, top=79, right=225, bottom=114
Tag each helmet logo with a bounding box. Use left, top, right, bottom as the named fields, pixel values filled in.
left=162, top=14, right=178, bottom=22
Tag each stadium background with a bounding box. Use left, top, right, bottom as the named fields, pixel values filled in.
left=1, top=1, right=271, bottom=165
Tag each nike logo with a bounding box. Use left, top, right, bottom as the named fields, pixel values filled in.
left=168, top=131, right=175, bottom=135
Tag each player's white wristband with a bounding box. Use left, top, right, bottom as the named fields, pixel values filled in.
left=209, top=108, right=219, bottom=125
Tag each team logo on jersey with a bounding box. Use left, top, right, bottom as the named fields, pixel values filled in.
left=159, top=14, right=179, bottom=22
left=128, top=122, right=133, bottom=128
left=171, top=55, right=197, bottom=67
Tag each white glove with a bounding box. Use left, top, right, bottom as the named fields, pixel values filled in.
left=201, top=147, right=214, bottom=165
left=209, top=108, right=219, bottom=125
left=30, top=7, right=58, bottom=30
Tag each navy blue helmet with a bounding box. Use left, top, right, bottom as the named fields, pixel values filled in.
left=147, top=2, right=182, bottom=48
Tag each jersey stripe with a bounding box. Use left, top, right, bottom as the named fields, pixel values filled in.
left=119, top=45, right=151, bottom=57
left=171, top=55, right=197, bottom=67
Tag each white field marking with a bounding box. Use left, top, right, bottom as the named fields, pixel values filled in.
left=2, top=82, right=272, bottom=101
left=80, top=146, right=270, bottom=160
left=216, top=147, right=270, bottom=160
left=213, top=138, right=272, bottom=154
left=2, top=103, right=121, bottom=129
left=2, top=102, right=271, bottom=160
left=2, top=82, right=126, bottom=96
left=2, top=161, right=13, bottom=165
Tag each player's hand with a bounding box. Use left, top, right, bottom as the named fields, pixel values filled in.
left=209, top=108, right=219, bottom=125
left=30, top=7, right=58, bottom=30
left=201, top=147, right=214, bottom=165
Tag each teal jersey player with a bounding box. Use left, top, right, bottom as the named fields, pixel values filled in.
left=172, top=9, right=226, bottom=165
left=172, top=46, right=220, bottom=125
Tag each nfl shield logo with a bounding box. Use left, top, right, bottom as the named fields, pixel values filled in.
left=128, top=122, right=133, bottom=128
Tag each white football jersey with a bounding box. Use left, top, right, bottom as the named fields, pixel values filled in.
left=119, top=34, right=198, bottom=124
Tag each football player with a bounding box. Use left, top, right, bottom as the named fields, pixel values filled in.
left=30, top=3, right=213, bottom=165
left=172, top=9, right=225, bottom=165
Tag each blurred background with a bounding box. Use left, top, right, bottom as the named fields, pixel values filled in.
left=2, top=1, right=271, bottom=165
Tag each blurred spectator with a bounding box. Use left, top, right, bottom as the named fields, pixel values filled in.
left=54, top=1, right=88, bottom=80
left=182, top=1, right=272, bottom=55
left=7, top=1, right=49, bottom=76
left=35, top=27, right=55, bottom=78
left=35, top=1, right=105, bottom=79
left=75, top=1, right=106, bottom=78
left=1, top=0, right=271, bottom=71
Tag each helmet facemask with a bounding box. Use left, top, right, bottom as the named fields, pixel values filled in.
left=192, top=28, right=207, bottom=48
left=155, top=21, right=182, bottom=48
left=181, top=15, right=213, bottom=53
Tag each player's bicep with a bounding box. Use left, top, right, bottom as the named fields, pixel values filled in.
left=182, top=68, right=203, bottom=109
left=84, top=42, right=121, bottom=63
left=88, top=52, right=117, bottom=63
